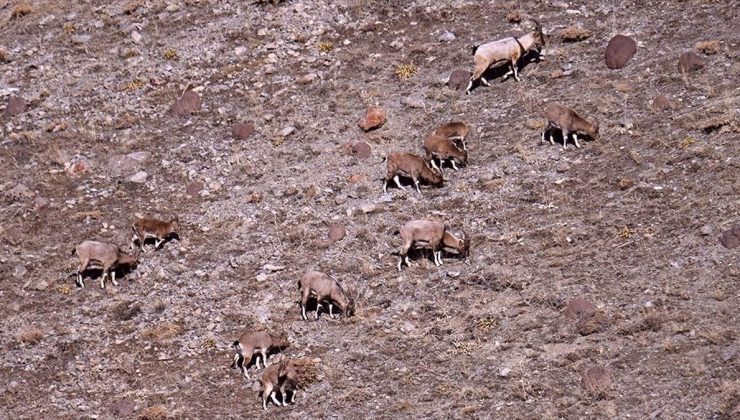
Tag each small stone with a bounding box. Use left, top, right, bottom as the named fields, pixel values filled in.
left=13, top=265, right=27, bottom=278
left=652, top=95, right=672, bottom=111
left=401, top=96, right=425, bottom=109
left=678, top=51, right=706, bottom=74
left=129, top=171, right=148, bottom=183
left=352, top=142, right=371, bottom=159
left=582, top=366, right=612, bottom=395
left=71, top=35, right=91, bottom=45
left=255, top=273, right=268, bottom=282
left=447, top=271, right=460, bottom=278
left=555, top=163, right=570, bottom=173
left=34, top=197, right=49, bottom=210
left=110, top=397, right=136, bottom=417
left=262, top=264, right=285, bottom=272
left=328, top=223, right=346, bottom=242
left=298, top=73, right=318, bottom=84
left=186, top=181, right=204, bottom=196
left=358, top=107, right=386, bottom=132
left=618, top=177, right=636, bottom=190
left=5, top=96, right=26, bottom=117
left=279, top=126, right=295, bottom=137
left=66, top=159, right=91, bottom=177
left=564, top=297, right=596, bottom=319
left=335, top=194, right=348, bottom=205
left=232, top=122, right=255, bottom=140
left=131, top=30, right=142, bottom=44
left=446, top=69, right=470, bottom=90
left=35, top=280, right=49, bottom=291
left=721, top=347, right=737, bottom=362
left=360, top=203, right=377, bottom=214
left=168, top=90, right=202, bottom=117
left=400, top=321, right=416, bottom=333
left=719, top=225, right=740, bottom=249
left=234, top=46, right=247, bottom=55
left=605, top=35, right=637, bottom=69
left=699, top=225, right=713, bottom=236
left=438, top=31, right=455, bottom=42
left=498, top=368, right=511, bottom=378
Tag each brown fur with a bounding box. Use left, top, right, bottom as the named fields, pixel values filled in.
left=422, top=134, right=468, bottom=171
left=131, top=217, right=180, bottom=252
left=397, top=220, right=470, bottom=270
left=261, top=359, right=299, bottom=410
left=383, top=152, right=443, bottom=193
left=298, top=271, right=354, bottom=320
left=433, top=122, right=471, bottom=150
left=72, top=240, right=140, bottom=288
left=232, top=331, right=290, bottom=379
left=542, top=103, right=599, bottom=149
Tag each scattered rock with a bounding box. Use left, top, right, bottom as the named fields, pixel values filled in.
left=298, top=73, right=318, bottom=84
left=109, top=152, right=150, bottom=177
left=5, top=96, right=26, bottom=117
left=582, top=365, right=612, bottom=396
left=564, top=297, right=597, bottom=320
left=446, top=70, right=470, bottom=90
left=131, top=30, right=142, bottom=44
left=360, top=203, right=377, bottom=214
left=13, top=265, right=27, bottom=279
left=335, top=194, right=348, bottom=205
left=129, top=171, right=148, bottom=183
left=401, top=96, right=425, bottom=109
left=561, top=26, right=592, bottom=42
left=65, top=158, right=91, bottom=177
left=678, top=51, right=706, bottom=74
left=34, top=197, right=49, bottom=210
left=70, top=35, right=91, bottom=45
left=438, top=31, right=455, bottom=42
left=328, top=223, right=346, bottom=242
left=232, top=123, right=255, bottom=140
left=400, top=321, right=416, bottom=333
left=555, top=163, right=570, bottom=173
left=605, top=35, right=637, bottom=69
left=279, top=126, right=296, bottom=137
left=34, top=280, right=49, bottom=291
left=168, top=90, right=202, bottom=117
left=699, top=225, right=713, bottom=236
left=358, top=107, right=386, bottom=132
left=262, top=264, right=285, bottom=272
left=110, top=397, right=136, bottom=417
left=186, top=181, right=204, bottom=196
left=255, top=273, right=269, bottom=282
left=719, top=225, right=740, bottom=249
left=352, top=142, right=371, bottom=159
left=652, top=95, right=673, bottom=111
left=498, top=367, right=512, bottom=378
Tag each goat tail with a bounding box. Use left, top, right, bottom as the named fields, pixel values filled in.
left=471, top=44, right=480, bottom=55
left=71, top=247, right=77, bottom=256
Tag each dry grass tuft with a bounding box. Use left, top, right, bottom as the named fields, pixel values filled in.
left=163, top=48, right=179, bottom=60
left=124, top=0, right=144, bottom=14
left=0, top=48, right=9, bottom=63
left=16, top=326, right=44, bottom=344
left=138, top=405, right=169, bottom=420
left=695, top=40, right=721, bottom=55
left=290, top=358, right=321, bottom=387
left=395, top=63, right=417, bottom=80
left=12, top=3, right=33, bottom=18
left=123, top=78, right=146, bottom=92
left=317, top=41, right=334, bottom=53
left=582, top=365, right=613, bottom=398
left=63, top=23, right=77, bottom=34
left=561, top=26, right=592, bottom=42
left=506, top=11, right=521, bottom=23
left=618, top=226, right=634, bottom=240
left=141, top=322, right=182, bottom=341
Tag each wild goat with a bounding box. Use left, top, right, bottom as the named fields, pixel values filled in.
left=131, top=217, right=180, bottom=252
left=383, top=152, right=443, bottom=193
left=433, top=122, right=471, bottom=151
left=397, top=220, right=470, bottom=271
left=72, top=241, right=140, bottom=288
left=542, top=103, right=599, bottom=149
left=231, top=330, right=290, bottom=379
left=298, top=271, right=355, bottom=320
left=422, top=133, right=468, bottom=172
left=465, top=15, right=545, bottom=94
left=261, top=357, right=298, bottom=410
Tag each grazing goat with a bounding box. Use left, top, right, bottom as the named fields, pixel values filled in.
left=422, top=133, right=468, bottom=172
left=72, top=241, right=140, bottom=288
left=261, top=358, right=298, bottom=410
left=231, top=331, right=290, bottom=379
left=465, top=15, right=545, bottom=94
left=131, top=217, right=180, bottom=252
left=542, top=103, right=599, bottom=149
left=397, top=220, right=470, bottom=271
left=383, top=152, right=443, bottom=193
left=433, top=122, right=471, bottom=151
left=298, top=271, right=355, bottom=320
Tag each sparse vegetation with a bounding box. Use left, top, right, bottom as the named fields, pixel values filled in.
left=317, top=41, right=334, bottom=53
left=163, top=48, right=179, bottom=60
left=394, top=63, right=417, bottom=80
left=11, top=3, right=33, bottom=19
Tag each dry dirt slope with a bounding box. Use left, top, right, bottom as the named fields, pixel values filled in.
left=0, top=0, right=738, bottom=419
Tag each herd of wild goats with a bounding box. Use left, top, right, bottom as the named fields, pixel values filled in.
left=69, top=15, right=603, bottom=409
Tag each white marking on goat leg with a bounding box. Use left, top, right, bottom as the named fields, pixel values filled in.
left=315, top=304, right=320, bottom=320
left=301, top=304, right=307, bottom=320
left=77, top=274, right=84, bottom=288
left=451, top=160, right=459, bottom=171
left=393, top=175, right=404, bottom=190
left=541, top=129, right=546, bottom=143
left=405, top=255, right=410, bottom=267
left=414, top=179, right=421, bottom=194
left=291, top=390, right=296, bottom=403
left=465, top=80, right=473, bottom=95
left=513, top=60, right=521, bottom=81
left=480, top=77, right=490, bottom=87
left=329, top=303, right=335, bottom=319
left=100, top=272, right=107, bottom=289
left=574, top=133, right=581, bottom=148
left=397, top=257, right=403, bottom=271
left=562, top=130, right=569, bottom=150
left=430, top=159, right=440, bottom=171
left=261, top=350, right=269, bottom=367
left=270, top=391, right=280, bottom=408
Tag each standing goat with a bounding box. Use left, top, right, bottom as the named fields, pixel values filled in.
left=231, top=330, right=290, bottom=379
left=542, top=103, right=599, bottom=149
left=422, top=133, right=468, bottom=172
left=131, top=217, right=180, bottom=252
left=397, top=220, right=470, bottom=271
left=298, top=271, right=355, bottom=320
left=465, top=15, right=545, bottom=94
left=433, top=122, right=471, bottom=151
left=72, top=241, right=140, bottom=288
left=261, top=358, right=298, bottom=410
left=383, top=152, right=443, bottom=193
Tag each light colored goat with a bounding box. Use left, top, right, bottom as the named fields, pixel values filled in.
left=261, top=357, right=298, bottom=410
left=397, top=220, right=470, bottom=271
left=465, top=16, right=545, bottom=94
left=433, top=122, right=471, bottom=151
left=298, top=271, right=355, bottom=320
left=383, top=152, right=443, bottom=193
left=72, top=241, right=140, bottom=288
left=422, top=133, right=468, bottom=172
left=231, top=330, right=290, bottom=379
left=131, top=217, right=180, bottom=252
left=541, top=103, right=599, bottom=149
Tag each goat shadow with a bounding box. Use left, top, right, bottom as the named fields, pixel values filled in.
left=231, top=346, right=288, bottom=371
left=300, top=299, right=348, bottom=321
left=383, top=175, right=440, bottom=192
left=133, top=233, right=180, bottom=251
left=542, top=126, right=597, bottom=149
left=467, top=49, right=542, bottom=93
left=74, top=264, right=137, bottom=287
left=393, top=247, right=465, bottom=267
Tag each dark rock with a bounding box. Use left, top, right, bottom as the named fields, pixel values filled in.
left=110, top=397, right=136, bottom=417
left=232, top=122, right=255, bottom=140
left=447, top=70, right=471, bottom=90
left=168, top=90, right=202, bottom=117
left=678, top=51, right=706, bottom=73
left=186, top=181, right=204, bottom=196
left=564, top=297, right=597, bottom=319
left=652, top=95, right=672, bottom=111
left=582, top=366, right=612, bottom=395
left=352, top=142, right=372, bottom=159
left=358, top=107, right=386, bottom=132
left=605, top=35, right=637, bottom=69
left=719, top=225, right=740, bottom=249
left=5, top=96, right=26, bottom=117
left=328, top=223, right=346, bottom=242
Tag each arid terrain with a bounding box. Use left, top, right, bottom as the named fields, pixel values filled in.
left=1, top=0, right=738, bottom=418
